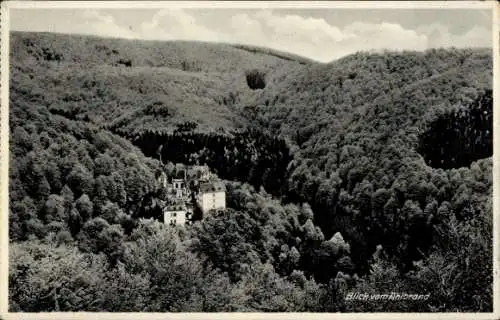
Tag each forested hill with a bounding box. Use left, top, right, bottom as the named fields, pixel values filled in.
left=10, top=31, right=310, bottom=135
left=242, top=47, right=492, bottom=225
left=9, top=31, right=493, bottom=312
left=240, top=47, right=492, bottom=279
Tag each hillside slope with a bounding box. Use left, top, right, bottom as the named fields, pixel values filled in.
left=240, top=46, right=492, bottom=259
left=9, top=31, right=493, bottom=312
left=11, top=31, right=310, bottom=134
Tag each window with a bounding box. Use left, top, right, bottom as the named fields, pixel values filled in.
left=172, top=212, right=177, bottom=217
left=170, top=220, right=176, bottom=226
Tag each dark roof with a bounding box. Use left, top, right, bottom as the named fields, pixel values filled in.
left=173, top=170, right=186, bottom=179
left=165, top=198, right=187, bottom=207
left=165, top=204, right=187, bottom=211
left=199, top=181, right=225, bottom=193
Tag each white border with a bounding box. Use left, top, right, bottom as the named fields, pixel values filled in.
left=1, top=1, right=498, bottom=319
left=492, top=1, right=499, bottom=318
left=1, top=0, right=10, bottom=316
left=2, top=1, right=495, bottom=9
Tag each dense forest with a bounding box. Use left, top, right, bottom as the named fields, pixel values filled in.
left=418, top=90, right=492, bottom=169
left=129, top=128, right=292, bottom=197
left=9, top=31, right=493, bottom=312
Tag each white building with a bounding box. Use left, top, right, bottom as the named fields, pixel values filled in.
left=163, top=203, right=188, bottom=226
left=170, top=178, right=188, bottom=199
left=157, top=171, right=168, bottom=189
left=197, top=182, right=226, bottom=214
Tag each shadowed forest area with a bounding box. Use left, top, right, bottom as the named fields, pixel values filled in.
left=418, top=90, right=492, bottom=169
left=9, top=31, right=493, bottom=312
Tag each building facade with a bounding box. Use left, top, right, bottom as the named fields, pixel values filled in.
left=163, top=203, right=188, bottom=226
left=158, top=166, right=226, bottom=225
left=197, top=182, right=226, bottom=214
left=157, top=171, right=168, bottom=189
left=169, top=178, right=188, bottom=199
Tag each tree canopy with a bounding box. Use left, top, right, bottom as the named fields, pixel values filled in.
left=9, top=31, right=493, bottom=312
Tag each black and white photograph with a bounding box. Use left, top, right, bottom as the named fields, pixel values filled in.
left=1, top=1, right=497, bottom=316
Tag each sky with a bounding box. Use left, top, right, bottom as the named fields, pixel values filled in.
left=9, top=6, right=493, bottom=62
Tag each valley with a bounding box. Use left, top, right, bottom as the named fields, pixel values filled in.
left=8, top=31, right=493, bottom=312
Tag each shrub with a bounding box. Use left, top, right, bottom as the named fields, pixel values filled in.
left=245, top=69, right=266, bottom=90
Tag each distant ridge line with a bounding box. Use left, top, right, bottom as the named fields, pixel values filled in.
left=11, top=30, right=317, bottom=65
left=230, top=43, right=316, bottom=65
